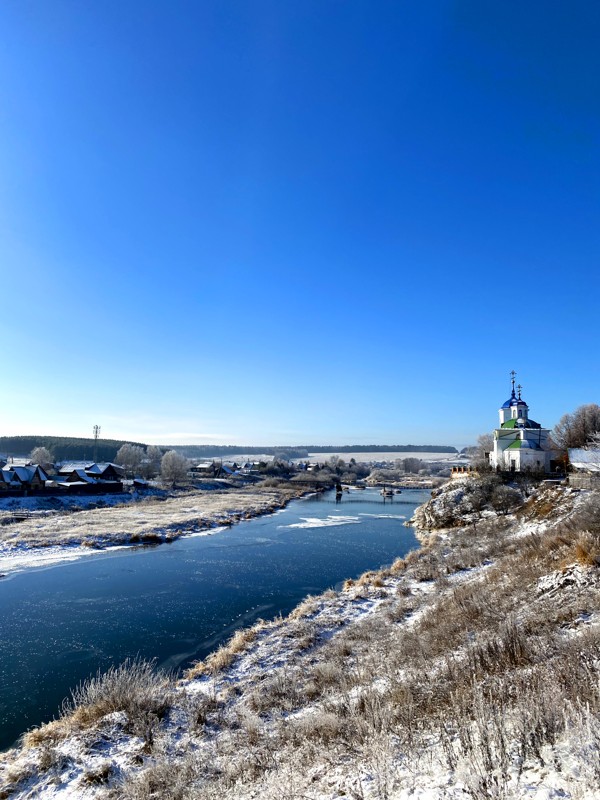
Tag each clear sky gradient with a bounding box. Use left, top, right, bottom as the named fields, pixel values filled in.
left=2, top=1, right=599, bottom=447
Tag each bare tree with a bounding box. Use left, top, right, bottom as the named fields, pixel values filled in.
left=30, top=446, right=53, bottom=469
left=552, top=404, right=600, bottom=451
left=115, top=444, right=145, bottom=477
left=491, top=485, right=522, bottom=515
left=160, top=450, right=189, bottom=487
left=471, top=433, right=494, bottom=471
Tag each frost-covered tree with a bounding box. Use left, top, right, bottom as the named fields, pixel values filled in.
left=30, top=446, right=53, bottom=468
left=160, top=450, right=189, bottom=487
left=146, top=445, right=163, bottom=470
left=552, top=404, right=600, bottom=451
left=138, top=445, right=164, bottom=478
left=115, top=444, right=145, bottom=476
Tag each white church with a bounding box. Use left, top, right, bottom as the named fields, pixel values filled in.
left=489, top=372, right=552, bottom=473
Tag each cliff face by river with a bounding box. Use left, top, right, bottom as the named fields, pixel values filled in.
left=2, top=479, right=600, bottom=800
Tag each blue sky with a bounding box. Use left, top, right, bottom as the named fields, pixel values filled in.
left=2, top=1, right=599, bottom=447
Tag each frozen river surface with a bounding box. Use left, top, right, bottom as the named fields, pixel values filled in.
left=0, top=487, right=427, bottom=750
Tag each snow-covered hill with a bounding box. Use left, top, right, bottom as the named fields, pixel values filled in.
left=2, top=479, right=600, bottom=799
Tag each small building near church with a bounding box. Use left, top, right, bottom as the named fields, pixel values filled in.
left=489, top=374, right=552, bottom=473
left=567, top=447, right=600, bottom=488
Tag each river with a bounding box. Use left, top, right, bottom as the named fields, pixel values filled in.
left=0, top=486, right=427, bottom=750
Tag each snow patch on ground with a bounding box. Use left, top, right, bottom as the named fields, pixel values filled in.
left=537, top=563, right=600, bottom=596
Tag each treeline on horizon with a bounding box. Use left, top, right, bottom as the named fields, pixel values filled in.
left=1, top=436, right=458, bottom=463
left=0, top=436, right=147, bottom=463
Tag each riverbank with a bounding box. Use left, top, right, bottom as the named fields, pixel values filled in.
left=2, top=480, right=600, bottom=799
left=0, top=483, right=310, bottom=577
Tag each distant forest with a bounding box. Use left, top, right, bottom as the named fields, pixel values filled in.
left=0, top=436, right=147, bottom=463
left=1, top=436, right=458, bottom=464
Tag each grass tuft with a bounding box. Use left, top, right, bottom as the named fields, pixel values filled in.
left=61, top=657, right=172, bottom=737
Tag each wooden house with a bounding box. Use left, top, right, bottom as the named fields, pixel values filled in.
left=0, top=465, right=49, bottom=491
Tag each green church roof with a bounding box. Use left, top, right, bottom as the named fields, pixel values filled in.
left=501, top=418, right=541, bottom=429
left=507, top=439, right=542, bottom=450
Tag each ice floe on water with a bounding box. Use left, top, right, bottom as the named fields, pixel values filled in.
left=282, top=515, right=361, bottom=529
left=187, top=526, right=227, bottom=538
left=281, top=512, right=407, bottom=529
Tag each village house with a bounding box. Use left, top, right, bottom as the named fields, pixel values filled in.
left=0, top=468, right=24, bottom=491
left=57, top=462, right=124, bottom=482
left=0, top=464, right=50, bottom=492
left=567, top=447, right=600, bottom=489
left=0, top=460, right=124, bottom=495
left=189, top=461, right=218, bottom=477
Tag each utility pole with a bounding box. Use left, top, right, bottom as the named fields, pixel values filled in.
left=93, top=425, right=101, bottom=463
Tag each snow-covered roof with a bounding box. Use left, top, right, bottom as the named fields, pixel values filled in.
left=3, top=457, right=34, bottom=467
left=58, top=462, right=123, bottom=476
left=68, top=469, right=96, bottom=483
left=1, top=469, right=22, bottom=485
left=86, top=462, right=123, bottom=475
left=59, top=462, right=94, bottom=473
left=85, top=463, right=103, bottom=475
left=9, top=466, right=36, bottom=482
left=568, top=448, right=600, bottom=472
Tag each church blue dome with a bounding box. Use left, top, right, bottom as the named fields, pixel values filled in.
left=501, top=395, right=528, bottom=408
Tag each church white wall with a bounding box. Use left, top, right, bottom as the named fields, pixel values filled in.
left=499, top=404, right=529, bottom=425
left=489, top=426, right=552, bottom=473
left=499, top=407, right=512, bottom=425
